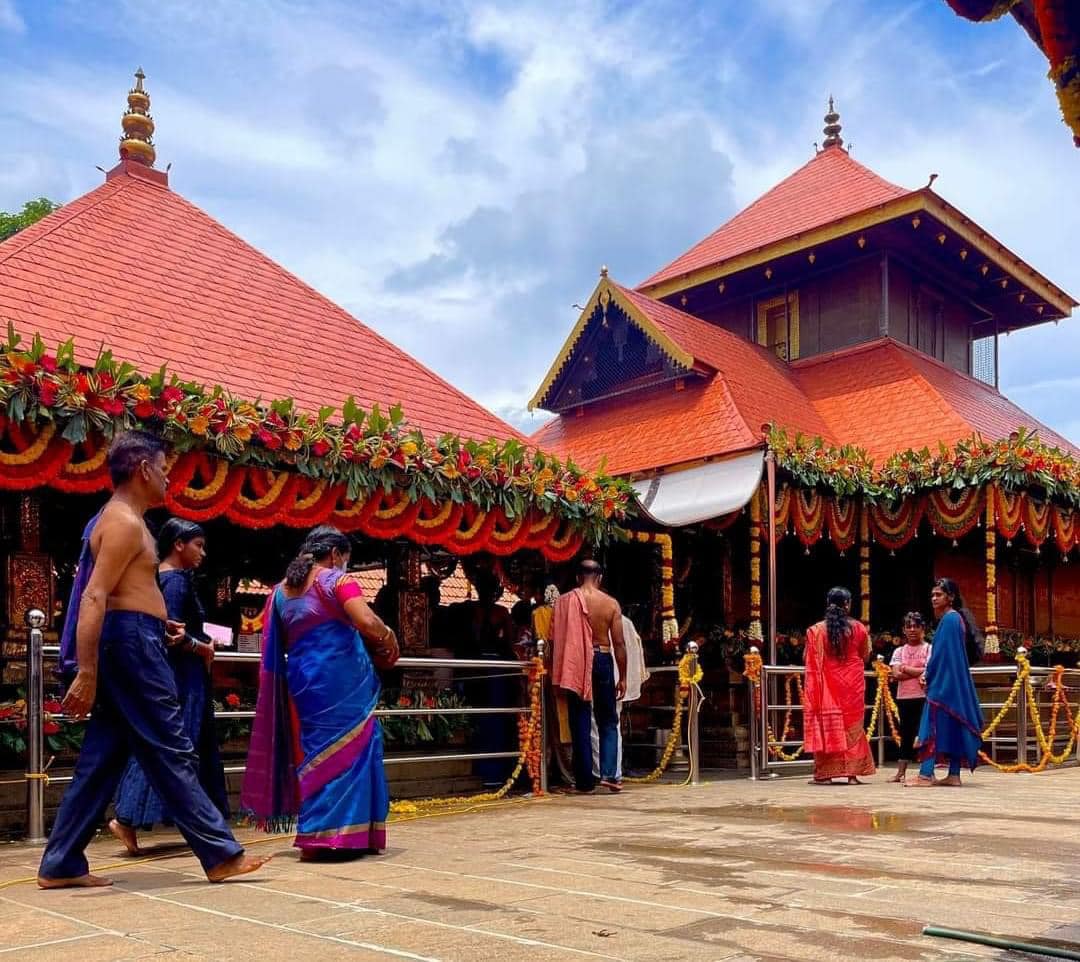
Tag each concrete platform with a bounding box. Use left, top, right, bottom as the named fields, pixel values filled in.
left=2, top=767, right=1079, bottom=961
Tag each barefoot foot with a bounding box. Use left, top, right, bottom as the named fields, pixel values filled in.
left=934, top=775, right=962, bottom=787
left=108, top=819, right=144, bottom=857
left=206, top=852, right=273, bottom=883
left=37, top=873, right=113, bottom=889
left=888, top=773, right=905, bottom=783
left=905, top=776, right=936, bottom=787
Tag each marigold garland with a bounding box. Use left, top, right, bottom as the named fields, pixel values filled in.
left=624, top=652, right=702, bottom=783
left=768, top=425, right=1080, bottom=511
left=978, top=650, right=1080, bottom=772
left=388, top=657, right=545, bottom=815
left=986, top=490, right=1000, bottom=656
left=0, top=329, right=633, bottom=545
left=749, top=491, right=763, bottom=643
left=628, top=531, right=678, bottom=652
left=743, top=651, right=900, bottom=762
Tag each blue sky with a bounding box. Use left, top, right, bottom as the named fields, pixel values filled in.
left=1, top=0, right=1077, bottom=444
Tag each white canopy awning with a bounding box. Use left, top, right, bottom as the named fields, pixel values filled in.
left=631, top=449, right=764, bottom=527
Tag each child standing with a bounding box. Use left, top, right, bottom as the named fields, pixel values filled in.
left=889, top=612, right=931, bottom=783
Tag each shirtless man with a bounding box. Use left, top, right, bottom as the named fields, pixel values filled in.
left=552, top=560, right=628, bottom=793
left=578, top=560, right=627, bottom=792
left=38, top=431, right=270, bottom=888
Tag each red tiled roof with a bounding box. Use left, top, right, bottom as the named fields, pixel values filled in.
left=533, top=283, right=1077, bottom=474
left=531, top=283, right=831, bottom=474
left=639, top=146, right=912, bottom=291
left=794, top=339, right=1080, bottom=462
left=0, top=161, right=519, bottom=442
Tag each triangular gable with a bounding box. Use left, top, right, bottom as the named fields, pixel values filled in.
left=529, top=275, right=705, bottom=413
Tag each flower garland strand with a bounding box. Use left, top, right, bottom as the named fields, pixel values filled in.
left=743, top=651, right=900, bottom=762
left=0, top=330, right=634, bottom=542
left=627, top=531, right=678, bottom=651
left=389, top=657, right=545, bottom=815
left=978, top=649, right=1080, bottom=773
left=623, top=652, right=703, bottom=784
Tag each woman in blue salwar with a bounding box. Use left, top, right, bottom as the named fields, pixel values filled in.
left=242, top=526, right=399, bottom=860
left=908, top=578, right=984, bottom=787
left=109, top=519, right=228, bottom=855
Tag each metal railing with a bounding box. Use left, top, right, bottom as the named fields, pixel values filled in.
left=15, top=616, right=547, bottom=840
left=746, top=657, right=1080, bottom=778
left=14, top=617, right=704, bottom=840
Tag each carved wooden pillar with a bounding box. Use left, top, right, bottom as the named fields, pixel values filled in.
left=4, top=494, right=55, bottom=682
left=397, top=545, right=429, bottom=655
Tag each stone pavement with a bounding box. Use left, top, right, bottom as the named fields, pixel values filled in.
left=2, top=767, right=1079, bottom=961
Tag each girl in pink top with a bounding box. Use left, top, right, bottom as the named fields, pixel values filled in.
left=889, top=612, right=932, bottom=782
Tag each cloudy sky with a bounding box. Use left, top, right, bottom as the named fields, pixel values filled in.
left=1, top=0, right=1077, bottom=443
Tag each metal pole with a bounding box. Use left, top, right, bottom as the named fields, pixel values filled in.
left=25, top=608, right=47, bottom=845
left=759, top=656, right=771, bottom=777
left=876, top=656, right=886, bottom=768
left=766, top=452, right=779, bottom=664
left=746, top=662, right=760, bottom=781
left=685, top=641, right=701, bottom=786
left=1016, top=647, right=1028, bottom=766
left=536, top=639, right=548, bottom=795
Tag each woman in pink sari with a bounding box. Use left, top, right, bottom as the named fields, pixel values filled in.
left=803, top=587, right=875, bottom=784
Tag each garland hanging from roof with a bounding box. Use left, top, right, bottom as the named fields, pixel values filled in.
left=0, top=328, right=634, bottom=546
left=767, top=424, right=1080, bottom=507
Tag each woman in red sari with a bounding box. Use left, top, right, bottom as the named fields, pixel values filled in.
left=803, top=587, right=875, bottom=784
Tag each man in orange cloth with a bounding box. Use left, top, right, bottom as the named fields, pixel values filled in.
left=552, top=560, right=627, bottom=793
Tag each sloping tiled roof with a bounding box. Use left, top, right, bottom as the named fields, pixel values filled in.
left=532, top=284, right=1078, bottom=474
left=0, top=161, right=519, bottom=442
left=638, top=146, right=913, bottom=291
left=794, top=339, right=1080, bottom=462
left=531, top=282, right=832, bottom=474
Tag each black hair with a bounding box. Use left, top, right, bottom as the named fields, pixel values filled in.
left=933, top=577, right=981, bottom=664
left=107, top=430, right=166, bottom=487
left=156, top=517, right=205, bottom=561
left=824, top=586, right=853, bottom=658
left=579, top=559, right=603, bottom=578
left=284, top=525, right=351, bottom=588
left=902, top=611, right=926, bottom=630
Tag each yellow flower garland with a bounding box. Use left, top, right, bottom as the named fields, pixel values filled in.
left=388, top=658, right=545, bottom=814
left=623, top=652, right=702, bottom=783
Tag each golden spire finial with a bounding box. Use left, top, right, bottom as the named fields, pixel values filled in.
left=822, top=96, right=844, bottom=150
left=119, top=67, right=156, bottom=167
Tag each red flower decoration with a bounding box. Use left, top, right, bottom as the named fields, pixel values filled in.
left=312, top=439, right=331, bottom=458
left=225, top=693, right=241, bottom=708
left=43, top=720, right=61, bottom=736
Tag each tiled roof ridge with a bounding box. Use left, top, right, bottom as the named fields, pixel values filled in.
left=637, top=147, right=912, bottom=291
left=0, top=179, right=127, bottom=265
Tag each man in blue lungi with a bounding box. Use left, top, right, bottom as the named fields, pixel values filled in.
left=38, top=431, right=271, bottom=887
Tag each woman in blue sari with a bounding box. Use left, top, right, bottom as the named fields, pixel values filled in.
left=109, top=519, right=227, bottom=854
left=909, top=578, right=984, bottom=787
left=242, top=526, right=399, bottom=859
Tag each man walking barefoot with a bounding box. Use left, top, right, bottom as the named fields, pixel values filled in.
left=38, top=431, right=270, bottom=888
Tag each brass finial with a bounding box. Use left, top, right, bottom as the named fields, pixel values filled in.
left=119, top=67, right=156, bottom=167
left=822, top=96, right=843, bottom=150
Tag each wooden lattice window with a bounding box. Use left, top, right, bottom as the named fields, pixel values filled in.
left=756, top=292, right=799, bottom=360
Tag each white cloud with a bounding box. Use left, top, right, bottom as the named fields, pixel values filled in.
left=0, top=0, right=24, bottom=34
left=0, top=0, right=1076, bottom=444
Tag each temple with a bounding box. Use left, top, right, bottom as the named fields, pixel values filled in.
left=0, top=71, right=632, bottom=816
left=532, top=102, right=1080, bottom=699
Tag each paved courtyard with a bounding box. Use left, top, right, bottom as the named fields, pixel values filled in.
left=2, top=768, right=1079, bottom=961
